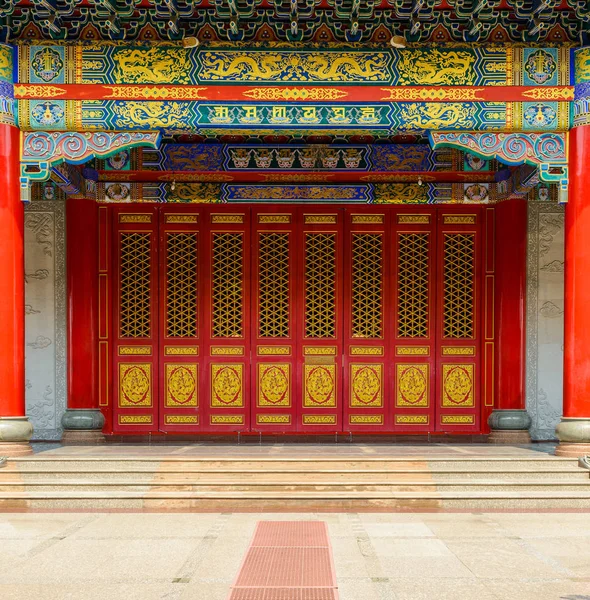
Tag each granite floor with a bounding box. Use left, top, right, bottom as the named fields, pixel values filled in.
left=0, top=511, right=589, bottom=600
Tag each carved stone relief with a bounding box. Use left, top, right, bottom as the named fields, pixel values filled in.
left=526, top=203, right=564, bottom=440
left=24, top=201, right=66, bottom=441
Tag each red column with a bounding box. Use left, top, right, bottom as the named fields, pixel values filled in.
left=62, top=198, right=105, bottom=443
left=0, top=124, right=33, bottom=455
left=488, top=198, right=531, bottom=443
left=556, top=125, right=590, bottom=456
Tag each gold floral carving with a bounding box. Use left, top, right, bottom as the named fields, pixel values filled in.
left=350, top=415, right=383, bottom=424
left=443, top=215, right=476, bottom=225
left=442, top=346, right=475, bottom=356
left=256, top=415, right=291, bottom=424
left=304, top=364, right=336, bottom=407
left=166, top=364, right=198, bottom=407
left=396, top=364, right=429, bottom=407
left=304, top=346, right=337, bottom=356
left=14, top=84, right=67, bottom=98
left=118, top=346, right=151, bottom=355
left=258, top=346, right=291, bottom=356
left=211, top=347, right=244, bottom=356
left=303, top=415, right=336, bottom=425
left=398, top=214, right=430, bottom=224
left=165, top=415, right=198, bottom=424
left=442, top=364, right=474, bottom=407
left=351, top=214, right=384, bottom=224
left=441, top=415, right=474, bottom=424
left=211, top=364, right=244, bottom=407
left=396, top=415, right=429, bottom=425
left=165, top=214, right=198, bottom=224
left=350, top=346, right=384, bottom=356
left=243, top=88, right=348, bottom=101
left=350, top=364, right=383, bottom=408
left=211, top=415, right=244, bottom=424
left=258, top=364, right=290, bottom=406
left=119, top=415, right=152, bottom=424
left=104, top=85, right=207, bottom=100
left=258, top=214, right=291, bottom=224
left=165, top=346, right=199, bottom=355
left=211, top=214, right=244, bottom=224
left=521, top=87, right=574, bottom=101
left=304, top=214, right=337, bottom=224
left=119, top=214, right=152, bottom=223
left=396, top=346, right=430, bottom=356
left=380, top=87, right=484, bottom=101
left=119, top=364, right=152, bottom=407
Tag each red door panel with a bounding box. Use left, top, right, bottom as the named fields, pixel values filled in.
left=158, top=206, right=203, bottom=433
left=111, top=205, right=159, bottom=434
left=251, top=206, right=298, bottom=432
left=202, top=206, right=251, bottom=433
left=435, top=207, right=482, bottom=433
left=343, top=207, right=392, bottom=432
left=296, top=207, right=344, bottom=433
left=391, top=208, right=438, bottom=433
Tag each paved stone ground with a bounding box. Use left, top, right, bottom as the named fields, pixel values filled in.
left=0, top=512, right=589, bottom=600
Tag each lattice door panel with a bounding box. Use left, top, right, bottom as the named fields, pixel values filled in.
left=158, top=208, right=202, bottom=433
left=202, top=207, right=251, bottom=432
left=343, top=210, right=391, bottom=432
left=251, top=209, right=298, bottom=432
left=112, top=206, right=159, bottom=434
left=435, top=210, right=483, bottom=433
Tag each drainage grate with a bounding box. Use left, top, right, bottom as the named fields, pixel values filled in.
left=228, top=521, right=338, bottom=600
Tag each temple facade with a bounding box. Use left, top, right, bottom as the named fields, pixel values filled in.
left=0, top=2, right=589, bottom=456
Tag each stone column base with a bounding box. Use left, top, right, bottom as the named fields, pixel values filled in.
left=0, top=417, right=34, bottom=456
left=61, top=409, right=105, bottom=445
left=555, top=417, right=590, bottom=457
left=487, top=409, right=531, bottom=444
left=488, top=430, right=532, bottom=444
left=61, top=429, right=105, bottom=445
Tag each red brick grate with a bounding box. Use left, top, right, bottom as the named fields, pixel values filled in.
left=228, top=521, right=338, bottom=600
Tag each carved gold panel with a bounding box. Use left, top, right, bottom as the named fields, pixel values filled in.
left=396, top=346, right=429, bottom=356
left=119, top=415, right=152, bottom=425
left=303, top=415, right=336, bottom=425
left=441, top=415, right=474, bottom=424
left=442, top=346, right=475, bottom=356
left=350, top=364, right=383, bottom=408
left=396, top=415, right=429, bottom=425
left=165, top=415, right=198, bottom=424
left=211, top=346, right=244, bottom=356
left=258, top=363, right=290, bottom=407
left=119, top=346, right=151, bottom=355
left=211, top=415, right=244, bottom=424
left=304, top=364, right=337, bottom=407
left=165, top=346, right=199, bottom=355
left=443, top=214, right=476, bottom=225
left=256, top=415, right=291, bottom=425
left=211, top=364, right=244, bottom=407
left=350, top=415, right=383, bottom=425
left=350, top=346, right=384, bottom=356
left=396, top=364, right=429, bottom=407
left=211, top=214, right=244, bottom=224
left=166, top=364, right=198, bottom=407
left=165, top=214, right=198, bottom=224
left=398, top=214, right=430, bottom=225
left=304, top=346, right=337, bottom=355
left=351, top=214, right=384, bottom=224
left=119, top=214, right=152, bottom=223
left=304, top=214, right=337, bottom=224
left=257, top=346, right=291, bottom=356
left=442, top=364, right=475, bottom=407
left=258, top=214, right=291, bottom=224
left=119, top=363, right=152, bottom=407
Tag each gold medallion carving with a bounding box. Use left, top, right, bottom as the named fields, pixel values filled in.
left=166, top=364, right=197, bottom=407
left=211, top=364, right=244, bottom=407
left=119, top=364, right=151, bottom=407
left=304, top=364, right=336, bottom=407
left=258, top=364, right=290, bottom=406
left=350, top=364, right=383, bottom=407
left=396, top=364, right=429, bottom=407
left=442, top=364, right=475, bottom=407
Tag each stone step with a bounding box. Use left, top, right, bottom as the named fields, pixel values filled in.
left=1, top=479, right=589, bottom=492
left=1, top=468, right=587, bottom=481
left=1, top=490, right=590, bottom=510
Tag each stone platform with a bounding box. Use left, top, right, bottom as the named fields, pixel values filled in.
left=1, top=443, right=589, bottom=511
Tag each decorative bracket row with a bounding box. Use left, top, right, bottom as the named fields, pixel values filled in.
left=429, top=131, right=569, bottom=202
left=20, top=131, right=161, bottom=202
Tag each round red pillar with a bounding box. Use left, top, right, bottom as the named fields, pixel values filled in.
left=0, top=123, right=33, bottom=455
left=556, top=124, right=590, bottom=456
left=488, top=198, right=531, bottom=443
left=62, top=198, right=105, bottom=444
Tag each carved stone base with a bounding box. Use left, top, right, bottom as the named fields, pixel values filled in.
left=487, top=430, right=532, bottom=444
left=0, top=442, right=33, bottom=456
left=61, top=430, right=106, bottom=445
left=554, top=443, right=590, bottom=458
